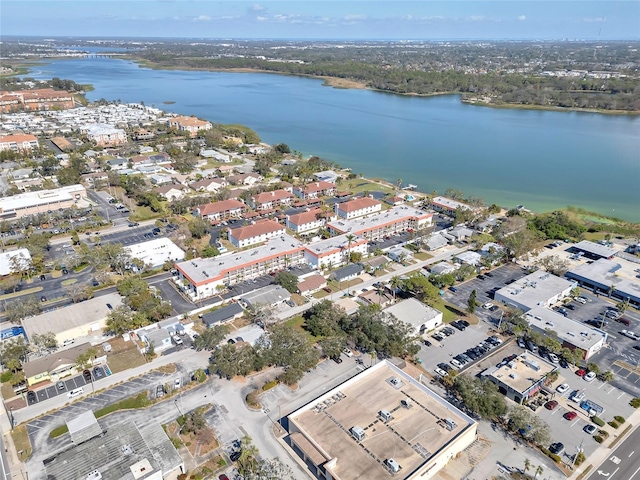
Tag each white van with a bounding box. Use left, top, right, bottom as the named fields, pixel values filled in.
left=68, top=387, right=84, bottom=399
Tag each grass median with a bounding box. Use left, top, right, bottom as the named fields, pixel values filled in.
left=49, top=392, right=151, bottom=438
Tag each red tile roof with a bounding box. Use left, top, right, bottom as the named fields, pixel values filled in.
left=337, top=197, right=381, bottom=213
left=287, top=209, right=323, bottom=226
left=230, top=219, right=284, bottom=241
left=197, top=199, right=245, bottom=216
left=253, top=189, right=294, bottom=204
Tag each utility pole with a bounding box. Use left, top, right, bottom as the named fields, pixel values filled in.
left=571, top=439, right=584, bottom=469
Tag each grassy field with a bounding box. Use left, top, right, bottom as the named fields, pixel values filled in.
left=342, top=178, right=395, bottom=196
left=107, top=347, right=147, bottom=374
left=284, top=316, right=320, bottom=342
left=414, top=252, right=433, bottom=261
left=129, top=205, right=164, bottom=222
left=11, top=425, right=32, bottom=459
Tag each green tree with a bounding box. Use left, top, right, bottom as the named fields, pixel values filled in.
left=467, top=289, right=477, bottom=314
left=318, top=335, right=347, bottom=359
left=193, top=325, right=229, bottom=351
left=0, top=337, right=29, bottom=372
left=104, top=305, right=149, bottom=335
left=523, top=458, right=531, bottom=475
left=273, top=271, right=298, bottom=294
left=75, top=347, right=98, bottom=370
left=201, top=245, right=220, bottom=258
left=4, top=296, right=41, bottom=324
left=237, top=435, right=260, bottom=475
left=30, top=332, right=58, bottom=355
left=188, top=217, right=210, bottom=239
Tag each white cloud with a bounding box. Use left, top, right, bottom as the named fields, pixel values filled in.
left=256, top=16, right=267, bottom=22
left=468, top=15, right=485, bottom=22
left=582, top=17, right=605, bottom=23
left=194, top=15, right=210, bottom=22
left=344, top=14, right=367, bottom=21
left=249, top=4, right=266, bottom=13
left=518, top=15, right=527, bottom=21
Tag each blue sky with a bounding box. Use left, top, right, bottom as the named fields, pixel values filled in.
left=2, top=1, right=638, bottom=40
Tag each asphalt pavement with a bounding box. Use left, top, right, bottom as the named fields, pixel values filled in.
left=585, top=424, right=640, bottom=479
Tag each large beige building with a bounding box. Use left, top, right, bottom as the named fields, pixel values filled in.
left=0, top=184, right=87, bottom=219
left=287, top=360, right=477, bottom=480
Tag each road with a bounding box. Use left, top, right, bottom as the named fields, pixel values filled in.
left=276, top=244, right=471, bottom=320
left=586, top=426, right=640, bottom=479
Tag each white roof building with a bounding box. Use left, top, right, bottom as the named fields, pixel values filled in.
left=385, top=298, right=443, bottom=334
left=126, top=238, right=185, bottom=269
left=0, top=248, right=32, bottom=276
left=494, top=270, right=575, bottom=312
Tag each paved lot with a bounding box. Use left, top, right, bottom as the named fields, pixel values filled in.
left=25, top=366, right=111, bottom=406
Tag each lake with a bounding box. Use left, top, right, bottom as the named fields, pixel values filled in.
left=28, top=57, right=640, bottom=221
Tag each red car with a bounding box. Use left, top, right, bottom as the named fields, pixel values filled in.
left=564, top=411, right=578, bottom=421
left=576, top=368, right=587, bottom=377
left=545, top=400, right=559, bottom=410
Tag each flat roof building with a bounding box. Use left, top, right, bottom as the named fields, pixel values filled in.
left=431, top=196, right=472, bottom=215
left=22, top=292, right=124, bottom=345
left=202, top=303, right=244, bottom=327
left=567, top=259, right=640, bottom=308
left=43, top=417, right=183, bottom=480
left=241, top=284, right=291, bottom=307
left=494, top=270, right=575, bottom=312
left=482, top=352, right=556, bottom=404
left=571, top=240, right=618, bottom=260
left=328, top=205, right=433, bottom=240
left=174, top=234, right=305, bottom=301
left=524, top=307, right=606, bottom=360
left=0, top=248, right=32, bottom=276
left=303, top=234, right=369, bottom=269
left=287, top=360, right=477, bottom=480
left=385, top=298, right=443, bottom=334
left=0, top=184, right=87, bottom=219
left=126, top=237, right=185, bottom=269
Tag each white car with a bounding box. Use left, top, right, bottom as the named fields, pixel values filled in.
left=172, top=335, right=183, bottom=345
left=343, top=348, right=353, bottom=357
left=482, top=302, right=494, bottom=310
left=575, top=297, right=587, bottom=304
left=556, top=383, right=570, bottom=394
left=450, top=359, right=462, bottom=369
left=174, top=378, right=182, bottom=389
left=548, top=353, right=559, bottom=364
left=517, top=338, right=526, bottom=348
left=584, top=371, right=597, bottom=382
left=434, top=368, right=447, bottom=377
left=570, top=390, right=586, bottom=402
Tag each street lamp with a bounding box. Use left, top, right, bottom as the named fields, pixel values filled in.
left=174, top=398, right=183, bottom=418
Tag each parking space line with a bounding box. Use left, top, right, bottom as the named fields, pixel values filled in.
left=618, top=391, right=625, bottom=399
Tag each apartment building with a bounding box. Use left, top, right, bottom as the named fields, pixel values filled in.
left=286, top=209, right=327, bottom=235
left=250, top=189, right=294, bottom=211
left=167, top=115, right=212, bottom=137
left=292, top=181, right=336, bottom=200
left=228, top=219, right=286, bottom=248
left=328, top=205, right=433, bottom=240
left=194, top=199, right=246, bottom=221
left=335, top=197, right=382, bottom=219
left=0, top=134, right=39, bottom=153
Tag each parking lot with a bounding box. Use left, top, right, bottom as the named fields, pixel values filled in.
left=25, top=365, right=112, bottom=406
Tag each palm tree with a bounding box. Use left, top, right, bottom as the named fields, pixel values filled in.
left=390, top=276, right=401, bottom=301
left=534, top=465, right=543, bottom=479
left=345, top=234, right=355, bottom=263
left=523, top=458, right=531, bottom=475
left=396, top=178, right=403, bottom=193
left=238, top=435, right=259, bottom=475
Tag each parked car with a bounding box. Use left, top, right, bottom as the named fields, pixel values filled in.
left=93, top=367, right=104, bottom=378
left=57, top=381, right=66, bottom=391
left=564, top=411, right=578, bottom=421
left=174, top=378, right=182, bottom=389
left=570, top=390, right=586, bottom=402
left=448, top=286, right=458, bottom=293
left=517, top=338, right=526, bottom=348
left=576, top=368, right=587, bottom=377
left=584, top=371, right=597, bottom=382
left=450, top=359, right=463, bottom=369
left=482, top=302, right=494, bottom=310
left=156, top=385, right=165, bottom=398
left=434, top=367, right=447, bottom=377
left=548, top=353, right=559, bottom=364
left=556, top=383, right=570, bottom=394
left=584, top=424, right=597, bottom=435
left=549, top=442, right=565, bottom=455
left=423, top=340, right=432, bottom=347
left=575, top=297, right=587, bottom=304
left=489, top=305, right=500, bottom=312
left=545, top=400, right=559, bottom=410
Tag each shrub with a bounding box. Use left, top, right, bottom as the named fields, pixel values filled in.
left=630, top=397, right=640, bottom=408
left=594, top=435, right=604, bottom=443
left=170, top=437, right=183, bottom=449
left=598, top=429, right=609, bottom=438
left=0, top=371, right=12, bottom=383
left=246, top=390, right=260, bottom=408
left=540, top=447, right=561, bottom=463
left=614, top=415, right=625, bottom=424
left=176, top=415, right=186, bottom=426
left=608, top=421, right=620, bottom=429
left=262, top=380, right=278, bottom=391
left=575, top=451, right=586, bottom=466
left=592, top=416, right=605, bottom=427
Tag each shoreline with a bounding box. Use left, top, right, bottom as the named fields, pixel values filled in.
left=128, top=57, right=640, bottom=116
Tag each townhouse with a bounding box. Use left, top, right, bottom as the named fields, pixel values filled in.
left=292, top=181, right=336, bottom=200
left=0, top=88, right=75, bottom=113
left=189, top=177, right=228, bottom=193
left=334, top=197, right=382, bottom=219
left=286, top=209, right=327, bottom=235
left=250, top=189, right=294, bottom=211
left=155, top=184, right=189, bottom=201
left=227, top=173, right=262, bottom=186
left=228, top=219, right=286, bottom=248
left=194, top=199, right=246, bottom=221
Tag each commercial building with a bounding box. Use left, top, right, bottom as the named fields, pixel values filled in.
left=0, top=134, right=39, bottom=153
left=303, top=234, right=369, bottom=269
left=570, top=240, right=618, bottom=260
left=174, top=234, right=305, bottom=300
left=23, top=342, right=106, bottom=386
left=494, top=270, right=575, bottom=312
left=0, top=184, right=87, bottom=219
left=287, top=360, right=477, bottom=480
left=228, top=219, right=286, bottom=248
left=524, top=307, right=606, bottom=360
left=22, top=292, right=124, bottom=346
left=43, top=414, right=183, bottom=480
left=328, top=205, right=433, bottom=241
left=385, top=298, right=443, bottom=334
left=567, top=259, right=640, bottom=308
left=482, top=352, right=557, bottom=404
left=335, top=197, right=382, bottom=219
left=126, top=238, right=185, bottom=269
